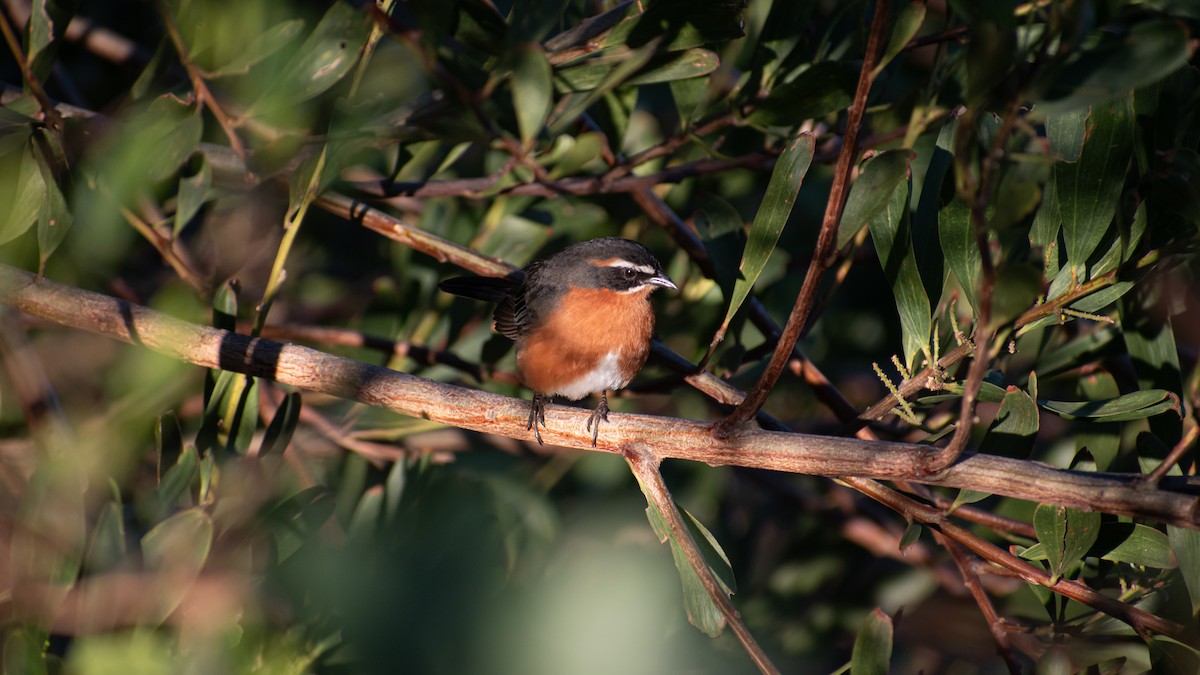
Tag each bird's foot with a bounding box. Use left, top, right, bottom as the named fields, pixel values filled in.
left=585, top=391, right=610, bottom=447
left=527, top=394, right=549, bottom=445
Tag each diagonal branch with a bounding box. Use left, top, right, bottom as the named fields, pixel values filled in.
left=625, top=446, right=780, bottom=675
left=719, top=0, right=892, bottom=431
left=155, top=0, right=248, bottom=162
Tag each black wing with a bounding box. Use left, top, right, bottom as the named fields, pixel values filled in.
left=439, top=270, right=532, bottom=340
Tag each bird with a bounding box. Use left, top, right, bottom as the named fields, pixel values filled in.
left=439, top=237, right=676, bottom=446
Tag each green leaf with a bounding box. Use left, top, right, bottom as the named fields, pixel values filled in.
left=1035, top=19, right=1190, bottom=115
left=348, top=485, right=384, bottom=542
left=1075, top=373, right=1121, bottom=471
left=26, top=2, right=51, bottom=64
left=670, top=76, right=708, bottom=129
left=948, top=489, right=990, bottom=513
left=156, top=445, right=198, bottom=511
left=1038, top=389, right=1180, bottom=422
left=989, top=262, right=1041, bottom=329
left=978, top=386, right=1039, bottom=459
left=85, top=500, right=128, bottom=574
left=1034, top=504, right=1101, bottom=584
left=1052, top=98, right=1134, bottom=280
left=1167, top=525, right=1200, bottom=614
left=548, top=42, right=657, bottom=135
left=850, top=608, right=894, bottom=675
left=643, top=499, right=733, bottom=638
left=12, top=461, right=85, bottom=625
left=956, top=3, right=1015, bottom=107
left=174, top=156, right=212, bottom=238
left=0, top=107, right=35, bottom=157
left=258, top=391, right=301, bottom=457
left=711, top=132, right=815, bottom=348
left=745, top=62, right=858, bottom=127
left=543, top=132, right=604, bottom=179
left=1069, top=281, right=1134, bottom=314
left=938, top=197, right=981, bottom=312
left=604, top=0, right=744, bottom=52
left=507, top=0, right=571, bottom=45
left=262, top=2, right=369, bottom=107
left=628, top=48, right=720, bottom=85
left=34, top=138, right=72, bottom=271
left=1090, top=523, right=1176, bottom=569
left=874, top=2, right=926, bottom=77
left=140, top=509, right=214, bottom=623
left=1122, top=289, right=1183, bottom=445
left=840, top=149, right=912, bottom=248
left=556, top=48, right=719, bottom=90
left=695, top=194, right=745, bottom=303
left=151, top=99, right=204, bottom=182
left=512, top=44, right=553, bottom=147
left=265, top=486, right=335, bottom=563
left=3, top=625, right=48, bottom=675
left=0, top=142, right=46, bottom=246
left=207, top=19, right=304, bottom=77
left=865, top=170, right=931, bottom=369
left=898, top=522, right=923, bottom=553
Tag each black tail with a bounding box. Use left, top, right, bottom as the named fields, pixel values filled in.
left=438, top=275, right=519, bottom=304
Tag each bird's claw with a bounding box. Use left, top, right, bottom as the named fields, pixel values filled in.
left=528, top=394, right=548, bottom=445
left=585, top=391, right=610, bottom=447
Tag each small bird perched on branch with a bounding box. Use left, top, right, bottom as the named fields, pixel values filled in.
left=439, top=237, right=676, bottom=446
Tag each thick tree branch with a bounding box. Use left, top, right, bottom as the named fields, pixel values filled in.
left=2, top=263, right=1197, bottom=529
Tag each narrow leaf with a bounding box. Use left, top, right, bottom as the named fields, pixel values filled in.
left=746, top=62, right=857, bottom=127
left=1036, top=19, right=1190, bottom=114
left=840, top=149, right=913, bottom=248
left=850, top=609, right=894, bottom=675
left=1167, top=525, right=1200, bottom=614
left=174, top=157, right=212, bottom=238
left=1039, top=389, right=1179, bottom=422
left=875, top=2, right=926, bottom=77
left=978, top=386, right=1039, bottom=459
left=512, top=44, right=553, bottom=147
left=1034, top=504, right=1101, bottom=584
left=260, top=2, right=369, bottom=108
left=34, top=137, right=72, bottom=271
left=0, top=143, right=46, bottom=245
left=937, top=198, right=981, bottom=312
left=207, top=19, right=305, bottom=77
left=711, top=132, right=814, bottom=348
left=865, top=168, right=930, bottom=369
left=1053, top=98, right=1134, bottom=279
left=140, top=509, right=214, bottom=624
left=258, top=391, right=301, bottom=456
left=1090, top=523, right=1176, bottom=569
left=643, top=499, right=727, bottom=637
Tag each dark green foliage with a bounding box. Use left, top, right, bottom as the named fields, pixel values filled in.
left=1, top=1, right=1199, bottom=674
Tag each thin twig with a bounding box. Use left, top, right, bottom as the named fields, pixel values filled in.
left=934, top=532, right=1024, bottom=674
left=843, top=476, right=1186, bottom=640
left=856, top=247, right=1167, bottom=427
left=154, top=0, right=248, bottom=162
left=1145, top=419, right=1199, bottom=485
left=625, top=446, right=781, bottom=675
left=720, top=0, right=892, bottom=431
left=0, top=6, right=63, bottom=130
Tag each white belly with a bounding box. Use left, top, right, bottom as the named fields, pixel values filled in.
left=549, top=351, right=630, bottom=400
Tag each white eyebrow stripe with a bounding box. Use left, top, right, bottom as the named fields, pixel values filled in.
left=604, top=259, right=655, bottom=275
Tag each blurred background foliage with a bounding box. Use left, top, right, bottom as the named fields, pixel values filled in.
left=1, top=0, right=1200, bottom=673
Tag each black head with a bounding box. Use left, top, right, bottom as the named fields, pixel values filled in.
left=545, top=238, right=676, bottom=293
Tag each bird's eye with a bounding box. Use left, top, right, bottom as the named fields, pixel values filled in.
left=623, top=268, right=637, bottom=279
